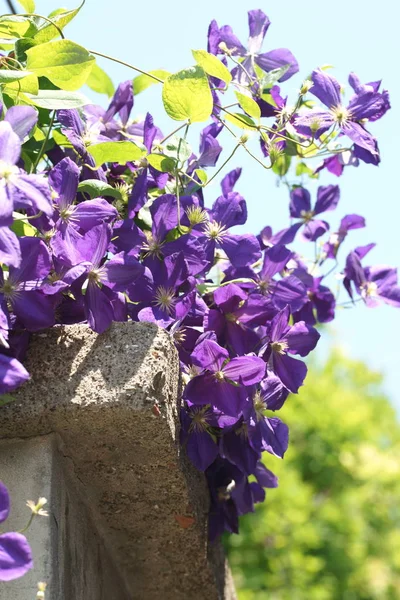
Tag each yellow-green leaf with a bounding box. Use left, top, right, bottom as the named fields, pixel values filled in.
left=162, top=66, right=213, bottom=123
left=26, top=39, right=95, bottom=91
left=4, top=73, right=39, bottom=98
left=17, top=0, right=35, bottom=13
left=235, top=91, right=261, bottom=120
left=0, top=16, right=32, bottom=39
left=11, top=212, right=37, bottom=237
left=34, top=3, right=83, bottom=44
left=133, top=70, right=170, bottom=95
left=147, top=153, right=177, bottom=173
left=0, top=69, right=32, bottom=83
left=26, top=89, right=90, bottom=109
left=52, top=129, right=73, bottom=147
left=192, top=49, right=232, bottom=85
left=224, top=112, right=257, bottom=130
left=77, top=180, right=123, bottom=199
left=86, top=63, right=114, bottom=97
left=194, top=168, right=208, bottom=184
left=88, top=141, right=145, bottom=167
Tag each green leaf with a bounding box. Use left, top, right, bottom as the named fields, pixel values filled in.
left=162, top=66, right=213, bottom=123
left=163, top=136, right=192, bottom=162
left=235, top=91, right=261, bottom=120
left=25, top=89, right=90, bottom=109
left=14, top=37, right=38, bottom=62
left=17, top=0, right=35, bottom=12
left=260, top=65, right=290, bottom=90
left=272, top=153, right=291, bottom=177
left=34, top=3, right=83, bottom=44
left=0, top=394, right=16, bottom=406
left=88, top=141, right=145, bottom=167
left=191, top=49, right=232, bottom=84
left=0, top=16, right=34, bottom=39
left=224, top=112, right=257, bottom=130
left=52, top=129, right=73, bottom=147
left=86, top=63, right=114, bottom=97
left=296, top=161, right=319, bottom=179
left=3, top=73, right=39, bottom=97
left=147, top=153, right=177, bottom=173
left=132, top=70, right=170, bottom=95
left=77, top=179, right=123, bottom=199
left=0, top=70, right=32, bottom=83
left=26, top=39, right=95, bottom=91
left=194, top=168, right=208, bottom=184
left=11, top=212, right=37, bottom=237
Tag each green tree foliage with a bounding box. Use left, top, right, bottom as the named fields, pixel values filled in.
left=226, top=351, right=400, bottom=600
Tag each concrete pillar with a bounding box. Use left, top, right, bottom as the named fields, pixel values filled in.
left=0, top=322, right=236, bottom=600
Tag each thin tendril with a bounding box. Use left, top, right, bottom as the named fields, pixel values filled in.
left=89, top=50, right=165, bottom=82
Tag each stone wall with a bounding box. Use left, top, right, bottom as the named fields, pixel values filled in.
left=0, top=322, right=236, bottom=600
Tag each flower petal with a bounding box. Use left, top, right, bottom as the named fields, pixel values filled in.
left=223, top=355, right=266, bottom=385
left=0, top=532, right=33, bottom=581
left=255, top=48, right=299, bottom=82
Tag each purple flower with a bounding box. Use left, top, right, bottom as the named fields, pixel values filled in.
left=180, top=404, right=225, bottom=471
left=0, top=237, right=55, bottom=331
left=184, top=338, right=266, bottom=417
left=56, top=224, right=144, bottom=333
left=260, top=306, right=320, bottom=393
left=192, top=191, right=261, bottom=269
left=0, top=121, right=53, bottom=227
left=0, top=353, right=29, bottom=394
left=0, top=481, right=33, bottom=581
left=49, top=157, right=117, bottom=264
left=295, top=69, right=389, bottom=156
left=209, top=9, right=299, bottom=84
left=205, top=283, right=274, bottom=355
left=323, top=214, right=365, bottom=259
left=278, top=185, right=340, bottom=244
left=344, top=248, right=400, bottom=308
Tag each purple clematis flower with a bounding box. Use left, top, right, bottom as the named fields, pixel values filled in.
left=344, top=248, right=400, bottom=308
left=58, top=224, right=144, bottom=333
left=323, top=214, right=365, bottom=259
left=2, top=105, right=38, bottom=143
left=191, top=191, right=261, bottom=270
left=291, top=269, right=336, bottom=325
left=295, top=69, right=389, bottom=155
left=208, top=9, right=299, bottom=84
left=254, top=244, right=308, bottom=312
left=205, top=283, right=274, bottom=355
left=180, top=403, right=236, bottom=472
left=0, top=226, right=21, bottom=268
left=0, top=353, right=29, bottom=394
left=277, top=185, right=340, bottom=244
left=49, top=157, right=117, bottom=264
left=184, top=338, right=266, bottom=417
left=0, top=481, right=33, bottom=581
left=260, top=305, right=320, bottom=393
left=135, top=251, right=192, bottom=327
left=0, top=237, right=55, bottom=331
left=0, top=121, right=53, bottom=227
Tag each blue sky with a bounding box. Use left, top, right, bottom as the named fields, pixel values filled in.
left=30, top=0, right=400, bottom=404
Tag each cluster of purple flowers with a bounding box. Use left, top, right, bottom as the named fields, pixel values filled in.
left=0, top=8, right=398, bottom=555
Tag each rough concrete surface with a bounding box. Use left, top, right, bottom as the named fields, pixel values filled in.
left=0, top=322, right=236, bottom=600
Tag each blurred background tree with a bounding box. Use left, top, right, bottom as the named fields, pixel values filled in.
left=225, top=350, right=400, bottom=600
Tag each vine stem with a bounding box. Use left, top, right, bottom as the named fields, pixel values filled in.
left=203, top=144, right=240, bottom=188
left=2, top=12, right=65, bottom=38
left=5, top=0, right=16, bottom=14
left=159, top=123, right=188, bottom=145
left=32, top=111, right=56, bottom=173
left=89, top=50, right=164, bottom=83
